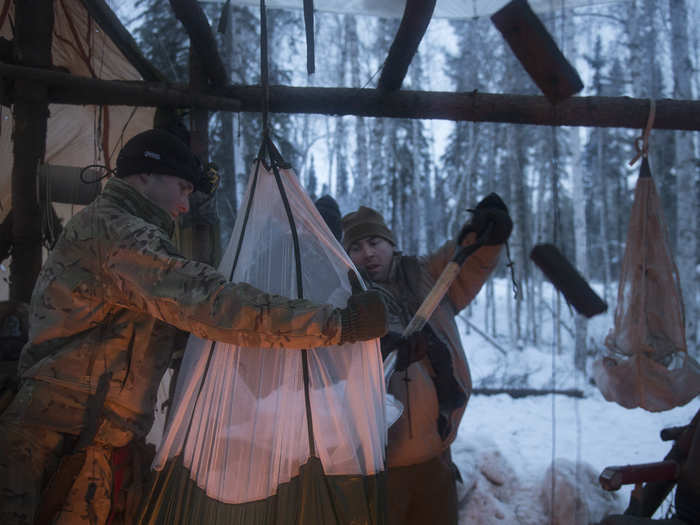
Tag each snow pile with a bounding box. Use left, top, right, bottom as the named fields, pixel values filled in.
left=451, top=278, right=699, bottom=524
left=541, top=459, right=623, bottom=525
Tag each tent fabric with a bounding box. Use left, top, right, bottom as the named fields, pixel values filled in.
left=593, top=158, right=700, bottom=412
left=0, top=0, right=154, bottom=223
left=224, top=0, right=616, bottom=19
left=143, top=157, right=387, bottom=523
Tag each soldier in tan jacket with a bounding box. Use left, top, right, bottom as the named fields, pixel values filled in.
left=342, top=197, right=512, bottom=525
left=0, top=129, right=387, bottom=525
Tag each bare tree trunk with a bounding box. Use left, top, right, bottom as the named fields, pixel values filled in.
left=221, top=0, right=236, bottom=218
left=670, top=0, right=698, bottom=355
left=571, top=128, right=589, bottom=372
left=510, top=126, right=529, bottom=343
left=368, top=119, right=385, bottom=211
left=596, top=129, right=612, bottom=303
left=550, top=127, right=562, bottom=354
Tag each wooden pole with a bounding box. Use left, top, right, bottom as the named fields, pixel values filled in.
left=170, top=0, right=228, bottom=87
left=378, top=0, right=436, bottom=92
left=0, top=63, right=240, bottom=110
left=2, top=63, right=700, bottom=131
left=10, top=0, right=53, bottom=304
left=188, top=48, right=215, bottom=265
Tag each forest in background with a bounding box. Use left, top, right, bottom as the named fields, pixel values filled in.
left=121, top=0, right=699, bottom=372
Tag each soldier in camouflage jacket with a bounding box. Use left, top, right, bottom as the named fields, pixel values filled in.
left=0, top=129, right=386, bottom=525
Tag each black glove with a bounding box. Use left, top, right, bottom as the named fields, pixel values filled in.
left=458, top=192, right=513, bottom=246
left=339, top=270, right=388, bottom=344
left=381, top=330, right=430, bottom=371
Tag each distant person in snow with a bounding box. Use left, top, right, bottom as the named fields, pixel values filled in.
left=0, top=129, right=387, bottom=525
left=342, top=195, right=512, bottom=525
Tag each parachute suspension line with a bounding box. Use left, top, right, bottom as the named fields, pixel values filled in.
left=549, top=124, right=561, bottom=525
left=266, top=134, right=318, bottom=458
left=258, top=0, right=317, bottom=458
left=183, top=144, right=265, bottom=448
left=231, top=141, right=265, bottom=279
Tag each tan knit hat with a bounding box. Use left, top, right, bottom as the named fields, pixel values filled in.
left=341, top=206, right=396, bottom=250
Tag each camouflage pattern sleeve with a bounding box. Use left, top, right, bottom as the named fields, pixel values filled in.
left=103, top=224, right=342, bottom=349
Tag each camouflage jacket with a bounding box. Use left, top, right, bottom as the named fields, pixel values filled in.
left=372, top=240, right=501, bottom=468
left=18, top=178, right=342, bottom=437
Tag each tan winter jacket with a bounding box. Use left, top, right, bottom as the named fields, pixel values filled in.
left=18, top=178, right=342, bottom=437
left=375, top=239, right=501, bottom=468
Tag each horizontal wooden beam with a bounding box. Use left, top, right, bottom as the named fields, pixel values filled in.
left=224, top=86, right=700, bottom=131
left=2, top=62, right=699, bottom=131
left=0, top=62, right=240, bottom=111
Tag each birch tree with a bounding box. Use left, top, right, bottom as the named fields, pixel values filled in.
left=670, top=0, right=698, bottom=353
left=571, top=127, right=589, bottom=371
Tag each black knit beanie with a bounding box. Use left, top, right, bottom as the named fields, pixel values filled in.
left=116, top=129, right=211, bottom=193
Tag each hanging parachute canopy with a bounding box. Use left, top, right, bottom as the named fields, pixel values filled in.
left=593, top=158, right=700, bottom=412
left=140, top=138, right=387, bottom=524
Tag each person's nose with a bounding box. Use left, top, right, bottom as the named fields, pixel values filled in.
left=178, top=194, right=190, bottom=215
left=360, top=244, right=375, bottom=262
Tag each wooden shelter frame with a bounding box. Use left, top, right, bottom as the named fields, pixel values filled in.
left=1, top=0, right=699, bottom=302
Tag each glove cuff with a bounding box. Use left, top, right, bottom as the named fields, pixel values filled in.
left=339, top=307, right=359, bottom=344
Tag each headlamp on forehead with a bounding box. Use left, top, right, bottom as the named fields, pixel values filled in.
left=201, top=162, right=220, bottom=196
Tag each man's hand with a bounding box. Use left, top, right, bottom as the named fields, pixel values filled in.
left=339, top=270, right=388, bottom=344
left=458, top=192, right=513, bottom=246
left=381, top=330, right=430, bottom=371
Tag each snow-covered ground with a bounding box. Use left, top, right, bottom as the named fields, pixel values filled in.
left=451, top=278, right=700, bottom=524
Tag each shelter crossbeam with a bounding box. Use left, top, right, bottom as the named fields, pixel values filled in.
left=1, top=62, right=699, bottom=131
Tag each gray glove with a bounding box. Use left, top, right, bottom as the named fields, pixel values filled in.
left=339, top=270, right=388, bottom=344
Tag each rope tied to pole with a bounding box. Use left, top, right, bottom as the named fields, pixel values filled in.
left=629, top=99, right=656, bottom=166
left=259, top=0, right=270, bottom=138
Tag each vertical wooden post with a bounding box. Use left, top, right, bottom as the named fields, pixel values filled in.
left=221, top=0, right=236, bottom=217
left=189, top=48, right=213, bottom=264
left=10, top=0, right=54, bottom=303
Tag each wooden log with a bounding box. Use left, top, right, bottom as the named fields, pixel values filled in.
left=10, top=0, right=53, bottom=304
left=187, top=47, right=216, bottom=265
left=491, top=0, right=583, bottom=103
left=170, top=0, right=228, bottom=87
left=304, top=0, right=314, bottom=75
left=531, top=243, right=607, bottom=318
left=600, top=461, right=680, bottom=491
left=378, top=0, right=436, bottom=92
left=624, top=408, right=700, bottom=517
left=2, top=63, right=700, bottom=130
left=471, top=387, right=585, bottom=398
left=0, top=63, right=240, bottom=110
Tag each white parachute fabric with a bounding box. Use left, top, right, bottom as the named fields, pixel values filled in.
left=593, top=159, right=700, bottom=412
left=152, top=159, right=387, bottom=506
